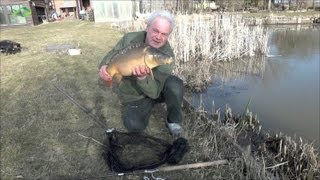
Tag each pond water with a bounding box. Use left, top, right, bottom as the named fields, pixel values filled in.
left=190, top=25, right=320, bottom=147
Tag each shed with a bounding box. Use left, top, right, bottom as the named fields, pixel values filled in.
left=91, top=0, right=188, bottom=23
left=92, top=0, right=136, bottom=23
left=0, top=0, right=45, bottom=27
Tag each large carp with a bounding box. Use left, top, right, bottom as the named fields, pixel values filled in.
left=105, top=43, right=173, bottom=86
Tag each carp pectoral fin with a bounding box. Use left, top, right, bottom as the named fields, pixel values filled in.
left=150, top=70, right=154, bottom=80
left=105, top=80, right=112, bottom=88
left=144, top=64, right=154, bottom=80
left=143, top=46, right=149, bottom=53
left=113, top=73, right=123, bottom=83
left=143, top=55, right=154, bottom=80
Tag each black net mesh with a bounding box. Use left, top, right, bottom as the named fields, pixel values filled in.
left=103, top=130, right=188, bottom=173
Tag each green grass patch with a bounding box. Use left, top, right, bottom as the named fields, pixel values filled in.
left=1, top=21, right=125, bottom=178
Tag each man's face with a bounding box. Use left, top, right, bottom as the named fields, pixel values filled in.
left=145, top=17, right=171, bottom=49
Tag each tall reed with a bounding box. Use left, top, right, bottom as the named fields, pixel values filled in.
left=170, top=13, right=268, bottom=90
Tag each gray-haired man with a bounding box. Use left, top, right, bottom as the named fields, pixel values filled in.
left=99, top=11, right=183, bottom=137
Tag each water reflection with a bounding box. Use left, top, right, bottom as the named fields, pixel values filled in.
left=269, top=25, right=320, bottom=59
left=191, top=25, right=320, bottom=147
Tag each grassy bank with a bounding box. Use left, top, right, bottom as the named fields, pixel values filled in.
left=1, top=20, right=319, bottom=179
left=1, top=21, right=122, bottom=178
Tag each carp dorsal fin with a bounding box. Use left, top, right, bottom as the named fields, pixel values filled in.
left=150, top=69, right=154, bottom=80
left=142, top=46, right=150, bottom=54
left=110, top=43, right=146, bottom=62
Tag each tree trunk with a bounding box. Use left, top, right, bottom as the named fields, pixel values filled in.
left=288, top=0, right=291, bottom=10
left=44, top=0, right=50, bottom=21
left=175, top=0, right=179, bottom=12
left=313, top=0, right=315, bottom=10
left=268, top=0, right=272, bottom=11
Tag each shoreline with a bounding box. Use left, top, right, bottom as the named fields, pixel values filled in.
left=182, top=95, right=320, bottom=179
left=240, top=10, right=320, bottom=25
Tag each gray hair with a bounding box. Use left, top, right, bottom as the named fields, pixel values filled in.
left=146, top=11, right=175, bottom=32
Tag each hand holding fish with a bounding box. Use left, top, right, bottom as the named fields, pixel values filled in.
left=132, top=64, right=151, bottom=80
left=99, top=65, right=112, bottom=82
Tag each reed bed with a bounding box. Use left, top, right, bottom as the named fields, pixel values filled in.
left=170, top=14, right=268, bottom=91
left=171, top=14, right=268, bottom=63
left=222, top=103, right=320, bottom=180
left=183, top=95, right=320, bottom=179
left=262, top=133, right=320, bottom=179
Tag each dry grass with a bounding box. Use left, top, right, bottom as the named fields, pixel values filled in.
left=1, top=21, right=124, bottom=179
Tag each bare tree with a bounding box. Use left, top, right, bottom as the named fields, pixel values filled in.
left=313, top=0, right=315, bottom=10
left=268, top=0, right=272, bottom=11
left=288, top=0, right=292, bottom=9
left=44, top=0, right=50, bottom=21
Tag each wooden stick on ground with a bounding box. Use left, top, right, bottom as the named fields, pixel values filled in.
left=106, top=160, right=229, bottom=177
left=77, top=133, right=107, bottom=147
left=158, top=160, right=229, bottom=172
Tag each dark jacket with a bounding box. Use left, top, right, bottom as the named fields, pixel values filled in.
left=99, top=31, right=175, bottom=103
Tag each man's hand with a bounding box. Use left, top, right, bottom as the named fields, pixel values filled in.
left=99, top=65, right=112, bottom=81
left=132, top=64, right=151, bottom=80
